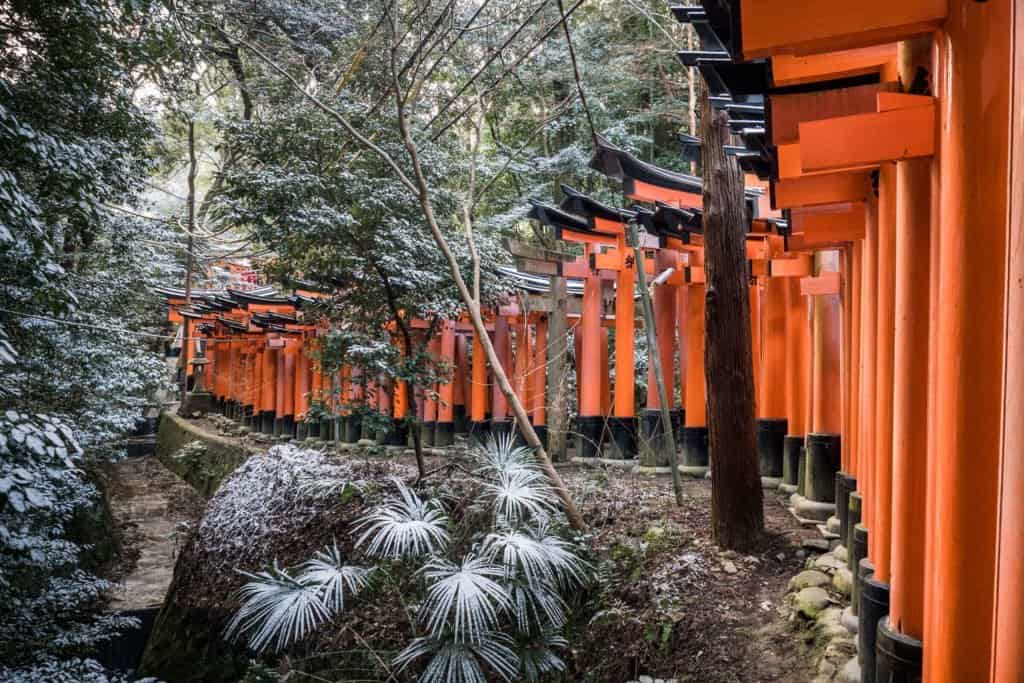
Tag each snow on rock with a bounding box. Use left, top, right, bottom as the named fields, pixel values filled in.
left=191, top=445, right=415, bottom=573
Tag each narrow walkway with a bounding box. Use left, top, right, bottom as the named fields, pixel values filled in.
left=106, top=455, right=204, bottom=610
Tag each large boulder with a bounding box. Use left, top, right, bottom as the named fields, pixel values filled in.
left=139, top=445, right=414, bottom=682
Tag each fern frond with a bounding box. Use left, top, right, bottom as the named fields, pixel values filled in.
left=518, top=629, right=569, bottom=683
left=481, top=469, right=557, bottom=524
left=299, top=541, right=373, bottom=613
left=506, top=579, right=568, bottom=633
left=225, top=563, right=331, bottom=653
left=420, top=555, right=512, bottom=642
left=473, top=431, right=539, bottom=478
left=394, top=632, right=520, bottom=683
left=355, top=478, right=450, bottom=560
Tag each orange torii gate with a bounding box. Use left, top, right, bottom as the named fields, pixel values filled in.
left=676, top=0, right=1021, bottom=680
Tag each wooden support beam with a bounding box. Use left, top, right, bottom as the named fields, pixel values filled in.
left=772, top=171, right=871, bottom=209
left=771, top=44, right=898, bottom=87
left=799, top=102, right=936, bottom=173
left=770, top=82, right=897, bottom=146
left=790, top=202, right=867, bottom=243
left=738, top=0, right=945, bottom=60
left=800, top=271, right=841, bottom=296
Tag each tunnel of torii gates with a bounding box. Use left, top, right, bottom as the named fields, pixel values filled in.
left=159, top=0, right=1024, bottom=679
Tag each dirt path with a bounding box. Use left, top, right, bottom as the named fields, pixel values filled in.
left=105, top=455, right=205, bottom=611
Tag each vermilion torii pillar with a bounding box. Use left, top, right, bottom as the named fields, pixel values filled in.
left=469, top=325, right=489, bottom=444
left=530, top=317, right=548, bottom=445
left=756, top=272, right=789, bottom=485
left=435, top=322, right=456, bottom=447
left=422, top=334, right=440, bottom=447
left=490, top=314, right=513, bottom=438
left=453, top=332, right=469, bottom=434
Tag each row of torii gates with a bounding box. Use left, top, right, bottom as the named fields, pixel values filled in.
left=162, top=1, right=1023, bottom=680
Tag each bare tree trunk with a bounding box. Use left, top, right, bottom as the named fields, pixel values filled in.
left=546, top=275, right=570, bottom=461
left=699, top=84, right=764, bottom=549
left=629, top=224, right=684, bottom=505
left=180, top=114, right=198, bottom=404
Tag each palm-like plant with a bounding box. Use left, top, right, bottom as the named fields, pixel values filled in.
left=225, top=544, right=372, bottom=653
left=420, top=555, right=512, bottom=641
left=301, top=542, right=374, bottom=613
left=394, top=632, right=520, bottom=683
left=473, top=431, right=539, bottom=478
left=224, top=563, right=332, bottom=654
left=518, top=630, right=570, bottom=683
left=355, top=477, right=450, bottom=559
left=481, top=468, right=558, bottom=524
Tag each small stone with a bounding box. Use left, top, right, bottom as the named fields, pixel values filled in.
left=840, top=657, right=861, bottom=683
left=802, top=538, right=831, bottom=552
left=795, top=586, right=830, bottom=618
left=745, top=555, right=760, bottom=564
left=832, top=567, right=854, bottom=596
left=191, top=411, right=201, bottom=418
left=813, top=553, right=846, bottom=573
left=789, top=569, right=831, bottom=591
left=722, top=560, right=738, bottom=574
left=357, top=438, right=375, bottom=447
left=776, top=552, right=786, bottom=562
left=817, top=658, right=837, bottom=678
left=638, top=677, right=654, bottom=683
left=831, top=544, right=849, bottom=562
left=796, top=549, right=807, bottom=559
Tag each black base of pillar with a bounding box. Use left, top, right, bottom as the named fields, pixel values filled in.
left=876, top=616, right=923, bottom=683
left=343, top=416, right=362, bottom=443
left=797, top=445, right=807, bottom=496
left=859, top=567, right=890, bottom=683
left=453, top=405, right=468, bottom=434
left=434, top=421, right=454, bottom=447
left=639, top=409, right=670, bottom=465
left=490, top=419, right=514, bottom=441
left=421, top=421, right=436, bottom=447
left=848, top=493, right=864, bottom=571
left=836, top=472, right=856, bottom=543
left=607, top=416, right=637, bottom=459
left=261, top=411, right=275, bottom=435
left=273, top=417, right=283, bottom=437
left=575, top=416, right=604, bottom=459
left=281, top=415, right=296, bottom=438
left=806, top=432, right=842, bottom=502
left=670, top=409, right=684, bottom=446
left=682, top=426, right=709, bottom=467
left=783, top=435, right=803, bottom=486
left=468, top=420, right=490, bottom=446
left=532, top=425, right=548, bottom=450
left=853, top=540, right=871, bottom=617
left=308, top=420, right=321, bottom=439
left=295, top=422, right=308, bottom=441
left=757, top=418, right=788, bottom=478
left=242, top=405, right=255, bottom=429
left=383, top=419, right=407, bottom=446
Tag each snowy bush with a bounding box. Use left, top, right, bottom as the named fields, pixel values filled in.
left=225, top=433, right=592, bottom=682
left=0, top=411, right=138, bottom=679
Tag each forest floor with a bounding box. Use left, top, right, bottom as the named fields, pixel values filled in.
left=564, top=466, right=819, bottom=682
left=104, top=454, right=205, bottom=610
left=121, top=416, right=823, bottom=681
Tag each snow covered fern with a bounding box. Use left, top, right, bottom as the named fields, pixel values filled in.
left=225, top=435, right=592, bottom=682
left=225, top=542, right=373, bottom=653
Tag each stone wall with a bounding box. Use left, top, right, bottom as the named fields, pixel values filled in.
left=155, top=413, right=256, bottom=499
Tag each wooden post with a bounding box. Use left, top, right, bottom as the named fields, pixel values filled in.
left=547, top=276, right=570, bottom=461
left=699, top=85, right=764, bottom=549
left=629, top=222, right=683, bottom=505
